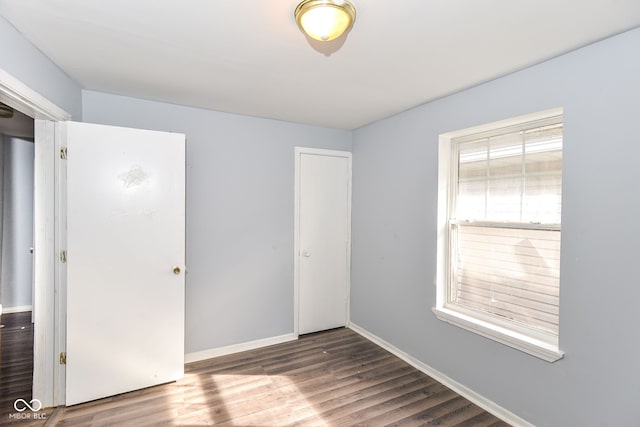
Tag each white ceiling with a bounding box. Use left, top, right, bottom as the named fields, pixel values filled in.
left=1, top=1, right=639, bottom=129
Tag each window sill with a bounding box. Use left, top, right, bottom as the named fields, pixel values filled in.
left=432, top=307, right=564, bottom=362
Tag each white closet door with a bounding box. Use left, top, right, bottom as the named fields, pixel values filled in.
left=296, top=148, right=351, bottom=335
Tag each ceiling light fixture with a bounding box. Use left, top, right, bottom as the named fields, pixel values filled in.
left=0, top=102, right=14, bottom=119
left=294, top=0, right=356, bottom=42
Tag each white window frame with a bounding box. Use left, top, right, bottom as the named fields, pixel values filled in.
left=434, top=108, right=564, bottom=362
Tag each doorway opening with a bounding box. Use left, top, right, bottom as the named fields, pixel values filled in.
left=0, top=68, right=72, bottom=408
left=0, top=104, right=35, bottom=316
left=0, top=103, right=37, bottom=415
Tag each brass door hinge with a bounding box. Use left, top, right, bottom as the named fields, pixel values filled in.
left=60, top=147, right=67, bottom=159
left=60, top=250, right=67, bottom=263
left=59, top=352, right=67, bottom=365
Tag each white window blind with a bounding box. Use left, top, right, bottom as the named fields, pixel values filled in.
left=449, top=116, right=562, bottom=339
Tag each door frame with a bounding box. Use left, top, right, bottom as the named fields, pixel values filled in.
left=0, top=68, right=71, bottom=407
left=293, top=147, right=352, bottom=336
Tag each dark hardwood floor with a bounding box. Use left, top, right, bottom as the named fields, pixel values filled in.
left=0, top=311, right=54, bottom=426
left=1, top=313, right=510, bottom=426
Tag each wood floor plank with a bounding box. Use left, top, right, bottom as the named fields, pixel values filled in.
left=0, top=312, right=54, bottom=427
left=327, top=380, right=450, bottom=425
left=389, top=395, right=477, bottom=425
left=352, top=388, right=461, bottom=425
left=455, top=410, right=512, bottom=427
left=307, top=377, right=439, bottom=424
left=2, top=317, right=511, bottom=426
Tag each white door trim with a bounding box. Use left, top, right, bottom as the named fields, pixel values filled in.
left=0, top=69, right=71, bottom=121
left=294, top=147, right=352, bottom=336
left=0, top=68, right=72, bottom=407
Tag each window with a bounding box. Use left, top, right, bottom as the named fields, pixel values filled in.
left=434, top=108, right=564, bottom=362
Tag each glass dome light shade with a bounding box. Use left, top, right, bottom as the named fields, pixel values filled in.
left=295, top=0, right=356, bottom=42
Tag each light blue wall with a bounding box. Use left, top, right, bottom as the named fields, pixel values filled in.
left=82, top=91, right=352, bottom=353
left=0, top=15, right=80, bottom=311
left=0, top=136, right=34, bottom=309
left=351, top=27, right=640, bottom=426
left=0, top=16, right=82, bottom=119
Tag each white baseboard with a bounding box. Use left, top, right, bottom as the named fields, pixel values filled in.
left=1, top=305, right=33, bottom=314
left=349, top=322, right=534, bottom=427
left=185, top=333, right=298, bottom=364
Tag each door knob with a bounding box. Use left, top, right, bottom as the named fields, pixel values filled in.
left=173, top=266, right=181, bottom=275
left=302, top=250, right=311, bottom=257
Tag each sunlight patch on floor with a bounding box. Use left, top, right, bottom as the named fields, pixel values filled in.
left=211, top=374, right=329, bottom=426
left=167, top=372, right=218, bottom=426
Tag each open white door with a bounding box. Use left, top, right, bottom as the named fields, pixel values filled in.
left=63, top=121, right=185, bottom=406
left=295, top=148, right=351, bottom=335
